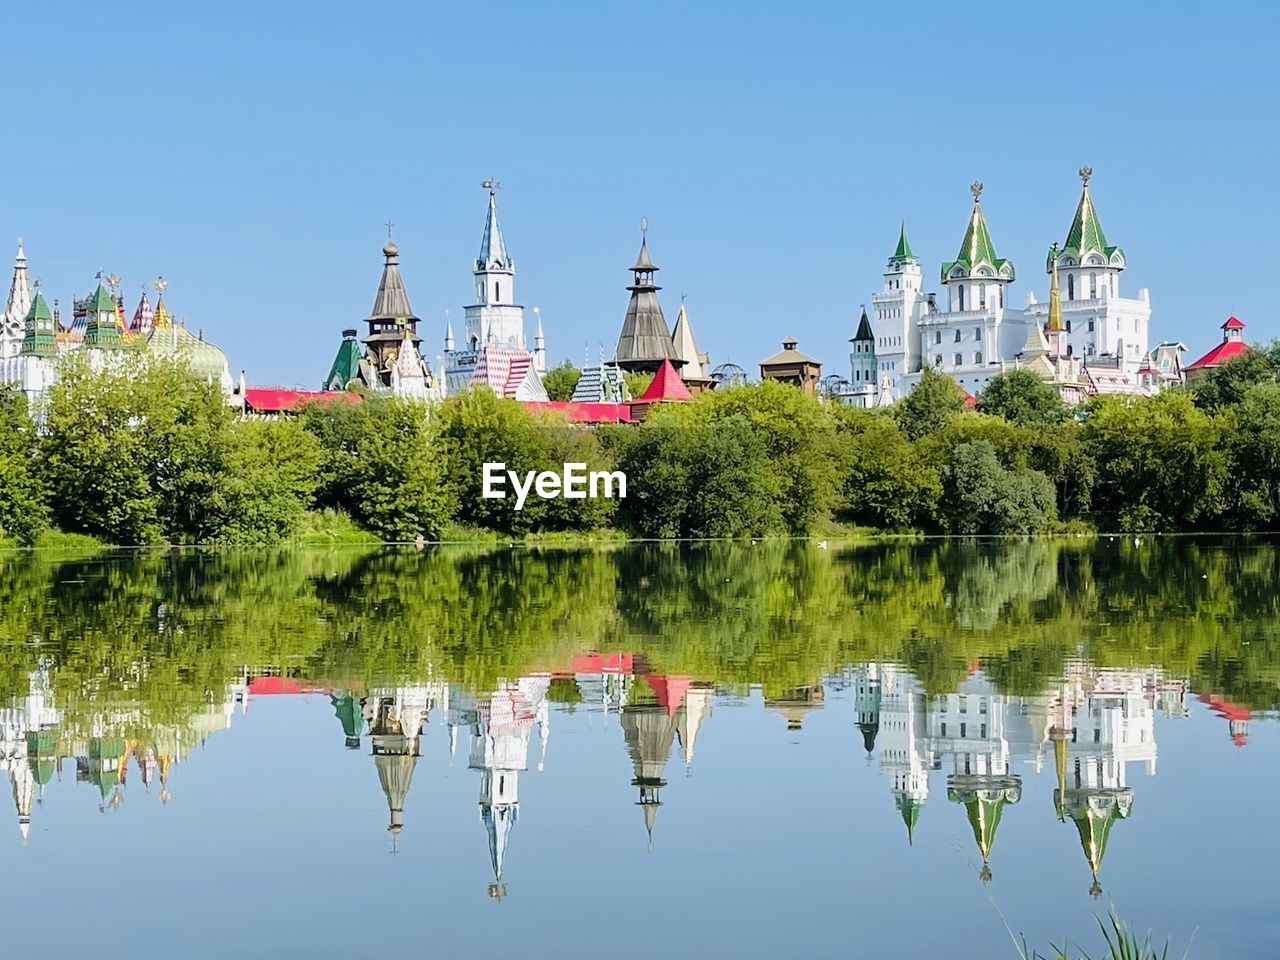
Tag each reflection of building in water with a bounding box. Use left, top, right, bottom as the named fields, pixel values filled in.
left=876, top=665, right=930, bottom=844
left=467, top=676, right=550, bottom=898
left=865, top=662, right=1169, bottom=888
left=571, top=653, right=635, bottom=714
left=363, top=684, right=444, bottom=851
left=764, top=683, right=824, bottom=731
left=1196, top=693, right=1250, bottom=747
left=676, top=683, right=713, bottom=773
left=852, top=663, right=882, bottom=757
left=620, top=674, right=689, bottom=850
left=0, top=670, right=61, bottom=840
left=1051, top=667, right=1157, bottom=896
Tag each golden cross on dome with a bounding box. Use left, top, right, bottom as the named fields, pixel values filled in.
left=970, top=182, right=984, bottom=201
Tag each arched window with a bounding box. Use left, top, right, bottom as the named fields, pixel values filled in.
left=494, top=281, right=501, bottom=302
left=935, top=331, right=942, bottom=345
left=1067, top=274, right=1074, bottom=300
left=974, top=352, right=983, bottom=365
left=979, top=284, right=987, bottom=309
left=935, top=354, right=943, bottom=367
left=1089, top=273, right=1097, bottom=298
left=958, top=285, right=966, bottom=311
left=954, top=353, right=962, bottom=366
left=954, top=329, right=962, bottom=342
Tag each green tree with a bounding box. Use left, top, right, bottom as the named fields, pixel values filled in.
left=302, top=396, right=455, bottom=540
left=977, top=369, right=1069, bottom=428
left=216, top=418, right=323, bottom=542
left=616, top=407, right=780, bottom=537
left=40, top=355, right=236, bottom=543
left=438, top=388, right=612, bottom=534
left=1083, top=391, right=1227, bottom=530
left=541, top=360, right=582, bottom=401
left=1190, top=347, right=1277, bottom=413
left=622, top=370, right=653, bottom=400
left=692, top=381, right=842, bottom=534
left=832, top=407, right=940, bottom=528
left=939, top=440, right=1057, bottom=534
left=0, top=385, right=47, bottom=544
left=1229, top=381, right=1280, bottom=527
left=1029, top=420, right=1094, bottom=517
left=895, top=366, right=968, bottom=441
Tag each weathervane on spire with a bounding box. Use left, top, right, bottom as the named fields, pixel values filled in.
left=640, top=216, right=648, bottom=237
left=970, top=182, right=984, bottom=201
left=106, top=273, right=120, bottom=294
left=481, top=179, right=501, bottom=196
left=1079, top=166, right=1093, bottom=186
left=153, top=276, right=168, bottom=297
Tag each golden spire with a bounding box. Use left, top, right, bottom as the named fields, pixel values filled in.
left=1046, top=244, right=1064, bottom=333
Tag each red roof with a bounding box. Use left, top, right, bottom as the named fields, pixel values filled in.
left=566, top=652, right=635, bottom=675
left=962, top=389, right=977, bottom=408
left=638, top=358, right=692, bottom=402
left=1185, top=339, right=1248, bottom=371
left=646, top=675, right=692, bottom=717
left=1221, top=316, right=1246, bottom=330
left=247, top=676, right=329, bottom=696
left=525, top=401, right=637, bottom=424
left=243, top=388, right=360, bottom=413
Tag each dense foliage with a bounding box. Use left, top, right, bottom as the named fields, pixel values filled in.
left=3, top=342, right=1278, bottom=546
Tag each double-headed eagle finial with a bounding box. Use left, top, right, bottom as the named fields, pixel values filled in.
left=1079, top=165, right=1093, bottom=186
left=970, top=182, right=984, bottom=201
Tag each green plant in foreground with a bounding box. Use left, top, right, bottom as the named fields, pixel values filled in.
left=1006, top=911, right=1195, bottom=960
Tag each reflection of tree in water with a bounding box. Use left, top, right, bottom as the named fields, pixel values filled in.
left=0, top=538, right=1278, bottom=728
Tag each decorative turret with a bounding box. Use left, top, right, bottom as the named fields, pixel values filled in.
left=130, top=289, right=154, bottom=336
left=363, top=226, right=422, bottom=371
left=152, top=277, right=171, bottom=329
left=20, top=287, right=58, bottom=358
left=323, top=329, right=362, bottom=391
left=1051, top=167, right=1125, bottom=301
left=464, top=182, right=527, bottom=351
left=1057, top=787, right=1133, bottom=897
left=941, top=183, right=1014, bottom=313
left=849, top=306, right=877, bottom=388
left=889, top=221, right=916, bottom=267
left=613, top=226, right=683, bottom=374
left=947, top=774, right=1022, bottom=883
left=82, top=277, right=122, bottom=348
left=670, top=298, right=710, bottom=388
left=2, top=239, right=32, bottom=357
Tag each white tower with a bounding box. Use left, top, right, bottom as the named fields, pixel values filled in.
left=1, top=240, right=32, bottom=360
left=848, top=306, right=877, bottom=405
left=532, top=306, right=546, bottom=374
left=869, top=223, right=929, bottom=400
left=463, top=182, right=527, bottom=351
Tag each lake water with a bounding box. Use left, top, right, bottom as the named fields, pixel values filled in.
left=0, top=539, right=1275, bottom=959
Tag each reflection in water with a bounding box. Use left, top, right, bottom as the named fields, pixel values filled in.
left=0, top=538, right=1275, bottom=951
left=0, top=653, right=1206, bottom=899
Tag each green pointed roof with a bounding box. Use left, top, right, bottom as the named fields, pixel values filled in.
left=324, top=331, right=363, bottom=390
left=25, top=290, right=53, bottom=322
left=88, top=282, right=115, bottom=313
left=1061, top=185, right=1119, bottom=260
left=897, top=796, right=923, bottom=844
left=890, top=222, right=915, bottom=264
left=942, top=199, right=1013, bottom=282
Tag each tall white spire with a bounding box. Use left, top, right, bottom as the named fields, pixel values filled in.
left=1, top=239, right=32, bottom=359
left=444, top=309, right=455, bottom=352
left=532, top=306, right=546, bottom=373
left=465, top=182, right=525, bottom=349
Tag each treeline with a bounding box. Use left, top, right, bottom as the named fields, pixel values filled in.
left=0, top=344, right=1277, bottom=545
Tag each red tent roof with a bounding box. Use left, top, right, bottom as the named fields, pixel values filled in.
left=1185, top=339, right=1248, bottom=371
left=638, top=358, right=692, bottom=402
left=243, top=388, right=359, bottom=413
left=646, top=675, right=692, bottom=717
left=524, top=401, right=637, bottom=424
left=1221, top=315, right=1246, bottom=330
left=962, top=389, right=977, bottom=408
left=566, top=652, right=635, bottom=675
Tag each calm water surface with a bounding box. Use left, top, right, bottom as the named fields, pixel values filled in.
left=0, top=540, right=1276, bottom=959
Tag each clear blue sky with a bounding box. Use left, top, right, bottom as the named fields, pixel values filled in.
left=8, top=0, right=1277, bottom=386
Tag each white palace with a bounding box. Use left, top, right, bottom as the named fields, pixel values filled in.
left=849, top=169, right=1184, bottom=406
